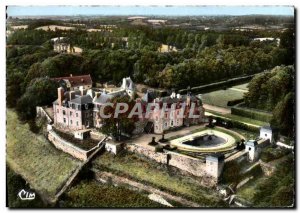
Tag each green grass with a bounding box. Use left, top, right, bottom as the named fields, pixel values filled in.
left=231, top=128, right=258, bottom=141
left=206, top=109, right=268, bottom=127
left=201, top=89, right=245, bottom=108
left=232, top=83, right=249, bottom=91
left=92, top=152, right=225, bottom=207
left=236, top=176, right=266, bottom=202
left=61, top=180, right=164, bottom=208
left=6, top=109, right=81, bottom=199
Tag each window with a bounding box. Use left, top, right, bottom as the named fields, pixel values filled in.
left=171, top=121, right=174, bottom=126
left=78, top=105, right=80, bottom=110
left=85, top=104, right=88, bottom=109
left=72, top=104, right=75, bottom=109
left=156, top=116, right=158, bottom=121
left=164, top=122, right=167, bottom=128
left=57, top=109, right=59, bottom=113
left=76, top=121, right=79, bottom=126
left=76, top=113, right=78, bottom=117
left=248, top=147, right=251, bottom=151
left=63, top=110, right=66, bottom=115
left=63, top=118, right=66, bottom=123
left=70, top=120, right=73, bottom=124
left=70, top=111, right=73, bottom=116
left=265, top=134, right=267, bottom=137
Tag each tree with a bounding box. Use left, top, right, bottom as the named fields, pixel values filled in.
left=271, top=92, right=295, bottom=137
left=16, top=77, right=59, bottom=121
left=100, top=96, right=137, bottom=140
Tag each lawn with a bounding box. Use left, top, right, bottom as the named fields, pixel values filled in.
left=6, top=109, right=81, bottom=199
left=61, top=180, right=164, bottom=208
left=201, top=88, right=245, bottom=108
left=206, top=110, right=268, bottom=127
left=232, top=83, right=249, bottom=91
left=92, top=152, right=225, bottom=207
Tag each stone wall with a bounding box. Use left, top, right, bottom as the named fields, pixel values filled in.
left=125, top=143, right=167, bottom=164
left=48, top=130, right=96, bottom=161
left=167, top=151, right=207, bottom=177
left=36, top=106, right=53, bottom=123
left=125, top=144, right=208, bottom=179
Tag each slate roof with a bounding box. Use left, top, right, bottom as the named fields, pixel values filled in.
left=69, top=95, right=93, bottom=105
left=260, top=126, right=273, bottom=132
left=246, top=140, right=258, bottom=147
left=94, top=93, right=114, bottom=104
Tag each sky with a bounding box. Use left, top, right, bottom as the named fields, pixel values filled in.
left=7, top=6, right=294, bottom=17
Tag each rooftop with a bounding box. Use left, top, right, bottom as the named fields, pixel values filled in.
left=52, top=74, right=92, bottom=87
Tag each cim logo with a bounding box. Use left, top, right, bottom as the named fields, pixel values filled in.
left=18, top=189, right=35, bottom=201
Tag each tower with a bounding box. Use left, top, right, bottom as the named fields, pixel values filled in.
left=245, top=140, right=259, bottom=162
left=206, top=154, right=225, bottom=179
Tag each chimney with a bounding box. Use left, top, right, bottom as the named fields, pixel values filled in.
left=93, top=92, right=100, bottom=102
left=186, top=93, right=191, bottom=107
left=69, top=91, right=75, bottom=100
left=58, top=87, right=64, bottom=106
left=79, top=86, right=84, bottom=96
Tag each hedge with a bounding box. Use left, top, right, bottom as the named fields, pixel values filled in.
left=227, top=98, right=244, bottom=106
left=178, top=74, right=254, bottom=94
left=231, top=106, right=272, bottom=122
left=212, top=115, right=259, bottom=133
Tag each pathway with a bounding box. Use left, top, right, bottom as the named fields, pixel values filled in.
left=95, top=171, right=202, bottom=207
left=203, top=104, right=231, bottom=115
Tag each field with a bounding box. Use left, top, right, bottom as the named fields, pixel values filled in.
left=92, top=152, right=224, bottom=207
left=201, top=87, right=245, bottom=108
left=35, top=25, right=75, bottom=31
left=61, top=180, right=164, bottom=208
left=6, top=109, right=81, bottom=199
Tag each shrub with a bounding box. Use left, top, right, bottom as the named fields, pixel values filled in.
left=260, top=147, right=291, bottom=162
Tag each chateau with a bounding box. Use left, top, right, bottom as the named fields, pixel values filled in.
left=53, top=75, right=205, bottom=134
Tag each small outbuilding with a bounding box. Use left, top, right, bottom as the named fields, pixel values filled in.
left=245, top=140, right=259, bottom=162
left=74, top=129, right=91, bottom=140
left=105, top=141, right=123, bottom=155
left=260, top=126, right=277, bottom=143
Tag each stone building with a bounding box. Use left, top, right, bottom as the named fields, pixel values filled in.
left=142, top=91, right=205, bottom=134
left=245, top=140, right=259, bottom=162
left=52, top=74, right=93, bottom=91
left=260, top=126, right=277, bottom=143
left=53, top=87, right=94, bottom=130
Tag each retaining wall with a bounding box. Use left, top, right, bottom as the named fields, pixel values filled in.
left=36, top=106, right=53, bottom=123
left=125, top=144, right=208, bottom=179
left=48, top=130, right=98, bottom=161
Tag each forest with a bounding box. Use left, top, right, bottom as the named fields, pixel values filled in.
left=6, top=18, right=295, bottom=131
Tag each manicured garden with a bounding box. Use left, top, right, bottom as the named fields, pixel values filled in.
left=201, top=88, right=245, bottom=108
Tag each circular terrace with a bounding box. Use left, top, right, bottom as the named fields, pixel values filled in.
left=170, top=129, right=237, bottom=153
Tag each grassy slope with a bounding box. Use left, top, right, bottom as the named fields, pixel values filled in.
left=6, top=109, right=81, bottom=199
left=92, top=152, right=225, bottom=207
left=61, top=180, right=164, bottom=208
